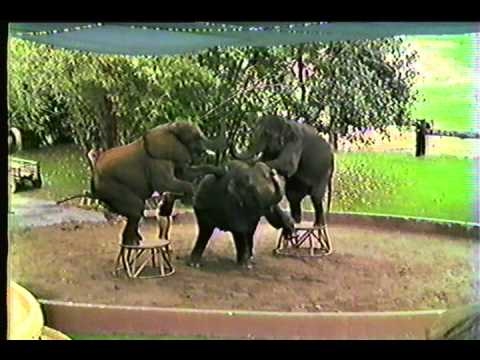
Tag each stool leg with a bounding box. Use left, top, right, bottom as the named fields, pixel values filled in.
left=166, top=217, right=173, bottom=253
left=314, top=228, right=326, bottom=251
left=165, top=217, right=171, bottom=241
left=151, top=248, right=157, bottom=268
left=296, top=230, right=309, bottom=248
left=131, top=250, right=138, bottom=278
left=122, top=249, right=132, bottom=278
left=309, top=232, right=315, bottom=256
left=161, top=247, right=173, bottom=273
left=321, top=225, right=333, bottom=255
left=276, top=230, right=284, bottom=250
left=113, top=248, right=123, bottom=275
left=286, top=229, right=296, bottom=249
left=157, top=248, right=166, bottom=277
left=131, top=249, right=147, bottom=278
left=133, top=251, right=151, bottom=278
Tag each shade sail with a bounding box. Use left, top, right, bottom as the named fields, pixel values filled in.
left=9, top=22, right=480, bottom=57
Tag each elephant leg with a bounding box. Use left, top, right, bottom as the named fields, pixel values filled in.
left=310, top=182, right=333, bottom=254
left=96, top=180, right=145, bottom=245
left=286, top=186, right=306, bottom=224
left=232, top=232, right=252, bottom=268
left=246, top=224, right=259, bottom=262
left=123, top=216, right=142, bottom=246
left=148, top=160, right=195, bottom=200
left=188, top=218, right=214, bottom=268
left=310, top=181, right=329, bottom=227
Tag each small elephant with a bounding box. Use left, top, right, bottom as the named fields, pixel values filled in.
left=89, top=121, right=227, bottom=245
left=231, top=115, right=335, bottom=229
left=189, top=160, right=295, bottom=269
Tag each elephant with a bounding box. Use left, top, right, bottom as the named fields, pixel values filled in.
left=231, top=115, right=335, bottom=230
left=8, top=127, right=22, bottom=155
left=89, top=121, right=227, bottom=246
left=188, top=160, right=295, bottom=269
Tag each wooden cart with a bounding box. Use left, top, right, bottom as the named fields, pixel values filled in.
left=9, top=157, right=42, bottom=193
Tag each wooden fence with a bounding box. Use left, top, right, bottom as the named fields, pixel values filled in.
left=415, top=120, right=480, bottom=157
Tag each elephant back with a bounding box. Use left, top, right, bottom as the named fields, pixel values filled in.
left=193, top=174, right=221, bottom=209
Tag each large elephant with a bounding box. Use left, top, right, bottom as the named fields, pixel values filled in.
left=231, top=115, right=335, bottom=228
left=189, top=160, right=295, bottom=269
left=89, top=121, right=227, bottom=245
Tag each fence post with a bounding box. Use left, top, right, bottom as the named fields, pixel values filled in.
left=415, top=120, right=429, bottom=157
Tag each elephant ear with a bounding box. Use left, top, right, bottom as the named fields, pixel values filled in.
left=168, top=122, right=200, bottom=145
left=279, top=119, right=301, bottom=146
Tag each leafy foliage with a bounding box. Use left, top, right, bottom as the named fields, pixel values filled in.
left=8, top=37, right=419, bottom=152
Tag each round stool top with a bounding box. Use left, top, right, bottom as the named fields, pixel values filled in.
left=120, top=239, right=170, bottom=249
left=294, top=226, right=324, bottom=231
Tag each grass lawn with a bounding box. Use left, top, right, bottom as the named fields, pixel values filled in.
left=13, top=144, right=478, bottom=224
left=407, top=34, right=478, bottom=132
left=330, top=152, right=477, bottom=223
left=412, top=83, right=476, bottom=132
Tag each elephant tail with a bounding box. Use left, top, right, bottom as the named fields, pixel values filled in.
left=56, top=192, right=95, bottom=205
left=326, top=155, right=335, bottom=216
left=86, top=148, right=104, bottom=195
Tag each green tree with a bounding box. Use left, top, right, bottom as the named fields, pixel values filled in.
left=274, top=39, right=420, bottom=149
left=8, top=39, right=219, bottom=151
left=8, top=39, right=71, bottom=147
left=8, top=37, right=419, bottom=153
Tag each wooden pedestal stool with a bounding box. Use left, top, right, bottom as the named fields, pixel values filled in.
left=273, top=225, right=333, bottom=258
left=113, top=239, right=175, bottom=279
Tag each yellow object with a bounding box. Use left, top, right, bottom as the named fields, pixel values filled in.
left=40, top=326, right=72, bottom=340
left=7, top=282, right=70, bottom=340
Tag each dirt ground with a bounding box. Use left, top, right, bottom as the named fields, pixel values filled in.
left=9, top=217, right=479, bottom=312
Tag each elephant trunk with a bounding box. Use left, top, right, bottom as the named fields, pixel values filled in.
left=230, top=129, right=265, bottom=162
left=270, top=169, right=285, bottom=203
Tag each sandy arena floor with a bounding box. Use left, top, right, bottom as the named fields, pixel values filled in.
left=9, top=214, right=479, bottom=313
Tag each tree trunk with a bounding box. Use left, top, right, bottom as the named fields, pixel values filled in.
left=101, top=95, right=118, bottom=149
left=296, top=45, right=307, bottom=120
left=330, top=131, right=339, bottom=151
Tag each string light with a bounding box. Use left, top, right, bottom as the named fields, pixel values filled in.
left=15, top=23, right=102, bottom=37
left=14, top=22, right=330, bottom=41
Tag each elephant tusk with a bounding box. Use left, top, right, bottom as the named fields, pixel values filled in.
left=205, top=149, right=216, bottom=156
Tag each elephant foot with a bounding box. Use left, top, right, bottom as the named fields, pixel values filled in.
left=187, top=258, right=202, bottom=268
left=238, top=258, right=254, bottom=270
left=282, top=225, right=295, bottom=238
left=241, top=262, right=254, bottom=270
left=293, top=214, right=302, bottom=224
left=122, top=233, right=142, bottom=246
left=122, top=238, right=141, bottom=246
